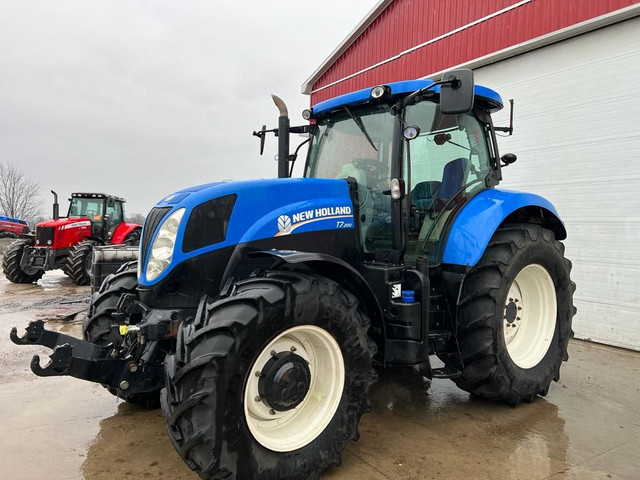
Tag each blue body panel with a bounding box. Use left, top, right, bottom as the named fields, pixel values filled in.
left=312, top=79, right=503, bottom=115
left=139, top=178, right=354, bottom=286
left=0, top=215, right=27, bottom=224
left=442, top=189, right=564, bottom=267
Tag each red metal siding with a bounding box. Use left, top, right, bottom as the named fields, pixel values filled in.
left=311, top=0, right=638, bottom=103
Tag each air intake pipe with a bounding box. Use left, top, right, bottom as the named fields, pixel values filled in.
left=51, top=190, right=59, bottom=220
left=271, top=94, right=290, bottom=178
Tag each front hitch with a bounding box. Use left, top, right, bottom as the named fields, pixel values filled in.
left=10, top=320, right=163, bottom=395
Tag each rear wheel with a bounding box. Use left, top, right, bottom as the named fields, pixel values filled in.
left=65, top=240, right=98, bottom=285
left=162, top=270, right=377, bottom=480
left=2, top=238, right=44, bottom=283
left=83, top=263, right=161, bottom=408
left=123, top=229, right=141, bottom=246
left=449, top=224, right=575, bottom=405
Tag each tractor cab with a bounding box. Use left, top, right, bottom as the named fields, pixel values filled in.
left=68, top=193, right=126, bottom=241
left=305, top=78, right=503, bottom=266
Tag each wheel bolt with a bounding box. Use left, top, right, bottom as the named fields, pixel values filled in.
left=254, top=396, right=262, bottom=402
left=269, top=409, right=276, bottom=415
left=119, top=380, right=129, bottom=390
left=255, top=371, right=261, bottom=377
left=290, top=346, right=297, bottom=352
left=514, top=299, right=519, bottom=303
left=509, top=298, right=513, bottom=302
left=270, top=350, right=276, bottom=356
left=516, top=317, right=521, bottom=321
left=517, top=306, right=522, bottom=311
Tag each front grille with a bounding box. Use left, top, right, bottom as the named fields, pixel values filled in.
left=141, top=206, right=171, bottom=266
left=36, top=226, right=55, bottom=246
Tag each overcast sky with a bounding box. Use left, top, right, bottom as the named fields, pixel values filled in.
left=0, top=0, right=378, bottom=216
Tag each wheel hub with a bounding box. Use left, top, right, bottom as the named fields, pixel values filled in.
left=505, top=301, right=518, bottom=324
left=258, top=351, right=311, bottom=411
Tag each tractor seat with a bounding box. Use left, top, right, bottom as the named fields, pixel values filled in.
left=434, top=157, right=469, bottom=212
left=411, top=180, right=441, bottom=210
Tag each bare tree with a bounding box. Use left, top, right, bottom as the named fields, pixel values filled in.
left=0, top=163, right=42, bottom=221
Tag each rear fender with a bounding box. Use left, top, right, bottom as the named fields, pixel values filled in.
left=443, top=189, right=566, bottom=267
left=251, top=250, right=385, bottom=361
left=111, top=223, right=141, bottom=244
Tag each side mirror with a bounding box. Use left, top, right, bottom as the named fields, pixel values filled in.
left=440, top=69, right=475, bottom=114
left=500, top=153, right=517, bottom=166
left=106, top=197, right=115, bottom=207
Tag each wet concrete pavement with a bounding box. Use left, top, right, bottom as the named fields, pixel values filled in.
left=1, top=271, right=638, bottom=480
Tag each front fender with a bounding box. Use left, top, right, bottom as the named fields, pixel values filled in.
left=442, top=189, right=566, bottom=267
left=251, top=249, right=385, bottom=362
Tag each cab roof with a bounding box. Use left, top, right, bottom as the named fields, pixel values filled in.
left=311, top=79, right=503, bottom=116
left=71, top=193, right=126, bottom=202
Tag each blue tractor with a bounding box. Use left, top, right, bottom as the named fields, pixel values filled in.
left=11, top=70, right=575, bottom=479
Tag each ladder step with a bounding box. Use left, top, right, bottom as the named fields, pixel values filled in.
left=431, top=366, right=462, bottom=379
left=428, top=330, right=452, bottom=340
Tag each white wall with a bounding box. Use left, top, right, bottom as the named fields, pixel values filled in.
left=474, top=17, right=640, bottom=350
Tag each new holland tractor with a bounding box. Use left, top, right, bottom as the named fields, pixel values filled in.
left=2, top=191, right=141, bottom=285
left=11, top=70, right=575, bottom=479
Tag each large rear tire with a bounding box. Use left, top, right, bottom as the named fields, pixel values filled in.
left=2, top=238, right=44, bottom=284
left=449, top=224, right=575, bottom=405
left=123, top=229, right=141, bottom=246
left=161, top=270, right=377, bottom=480
left=83, top=263, right=161, bottom=408
left=65, top=239, right=98, bottom=285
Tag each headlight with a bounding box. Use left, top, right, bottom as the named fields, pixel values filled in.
left=145, top=208, right=185, bottom=282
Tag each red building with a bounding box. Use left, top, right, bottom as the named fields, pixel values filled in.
left=304, top=0, right=639, bottom=102
left=303, top=0, right=640, bottom=351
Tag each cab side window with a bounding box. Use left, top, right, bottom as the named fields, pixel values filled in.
left=404, top=103, right=492, bottom=263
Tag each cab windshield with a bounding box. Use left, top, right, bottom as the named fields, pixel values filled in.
left=68, top=198, right=105, bottom=221
left=305, top=99, right=493, bottom=263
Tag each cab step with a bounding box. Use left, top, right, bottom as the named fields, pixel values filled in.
left=431, top=366, right=462, bottom=379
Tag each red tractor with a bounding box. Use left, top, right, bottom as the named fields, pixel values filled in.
left=0, top=215, right=30, bottom=238
left=2, top=191, right=141, bottom=285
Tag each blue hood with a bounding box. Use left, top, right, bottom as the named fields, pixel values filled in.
left=139, top=178, right=354, bottom=286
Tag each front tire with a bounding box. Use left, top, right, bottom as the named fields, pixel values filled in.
left=2, top=238, right=44, bottom=283
left=83, top=263, right=161, bottom=408
left=162, top=270, right=377, bottom=480
left=65, top=239, right=98, bottom=285
left=450, top=224, right=575, bottom=405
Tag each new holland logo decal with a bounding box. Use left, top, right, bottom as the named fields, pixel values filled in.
left=276, top=206, right=353, bottom=236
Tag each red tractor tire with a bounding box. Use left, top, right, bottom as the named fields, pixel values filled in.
left=123, top=229, right=141, bottom=246
left=65, top=240, right=99, bottom=286
left=2, top=239, right=44, bottom=284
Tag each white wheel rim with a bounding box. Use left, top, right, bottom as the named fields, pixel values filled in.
left=243, top=325, right=345, bottom=452
left=503, top=264, right=557, bottom=369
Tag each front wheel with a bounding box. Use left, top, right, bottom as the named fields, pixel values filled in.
left=449, top=224, right=575, bottom=405
left=83, top=263, right=162, bottom=408
left=161, top=270, right=377, bottom=480
left=2, top=238, right=44, bottom=283
left=65, top=240, right=98, bottom=285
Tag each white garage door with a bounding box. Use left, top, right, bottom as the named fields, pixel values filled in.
left=474, top=16, right=640, bottom=351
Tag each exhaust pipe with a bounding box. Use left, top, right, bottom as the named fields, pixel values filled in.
left=51, top=190, right=59, bottom=220
left=271, top=95, right=290, bottom=178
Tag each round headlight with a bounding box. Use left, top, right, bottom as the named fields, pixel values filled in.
left=403, top=126, right=421, bottom=140
left=164, top=217, right=180, bottom=234
left=370, top=85, right=388, bottom=99
left=151, top=237, right=174, bottom=260
left=302, top=109, right=312, bottom=120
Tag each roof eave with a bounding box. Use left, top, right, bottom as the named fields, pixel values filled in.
left=301, top=0, right=393, bottom=95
